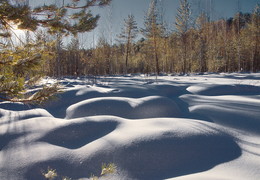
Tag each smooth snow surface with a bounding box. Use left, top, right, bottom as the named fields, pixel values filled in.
left=1, top=73, right=260, bottom=180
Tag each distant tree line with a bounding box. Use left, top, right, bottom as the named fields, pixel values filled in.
left=1, top=0, right=260, bottom=81
left=1, top=0, right=259, bottom=102
left=41, top=0, right=259, bottom=77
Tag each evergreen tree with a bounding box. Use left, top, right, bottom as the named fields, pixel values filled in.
left=196, top=13, right=208, bottom=73
left=175, top=0, right=191, bottom=74
left=142, top=0, right=164, bottom=75
left=0, top=0, right=111, bottom=103
left=249, top=4, right=260, bottom=72
left=66, top=36, right=81, bottom=76
left=118, top=14, right=138, bottom=74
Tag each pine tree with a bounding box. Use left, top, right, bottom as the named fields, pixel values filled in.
left=118, top=14, right=138, bottom=74
left=0, top=0, right=111, bottom=103
left=142, top=0, right=164, bottom=75
left=175, top=0, right=191, bottom=74
left=196, top=13, right=208, bottom=73
left=249, top=4, right=260, bottom=72
left=66, top=36, right=81, bottom=76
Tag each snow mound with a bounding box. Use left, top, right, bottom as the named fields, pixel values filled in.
left=66, top=96, right=182, bottom=119
left=0, top=108, right=53, bottom=124
left=151, top=84, right=186, bottom=97
left=187, top=84, right=260, bottom=96
left=0, top=102, right=32, bottom=111
left=1, top=117, right=241, bottom=180
left=181, top=94, right=260, bottom=134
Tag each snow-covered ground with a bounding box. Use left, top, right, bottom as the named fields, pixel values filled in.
left=1, top=73, right=260, bottom=180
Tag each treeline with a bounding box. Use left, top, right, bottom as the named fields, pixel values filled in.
left=44, top=0, right=259, bottom=77
left=0, top=0, right=259, bottom=102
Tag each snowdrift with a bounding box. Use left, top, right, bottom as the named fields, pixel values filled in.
left=1, top=73, right=260, bottom=180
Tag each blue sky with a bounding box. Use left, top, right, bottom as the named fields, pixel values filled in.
left=31, top=0, right=260, bottom=48
left=81, top=0, right=259, bottom=48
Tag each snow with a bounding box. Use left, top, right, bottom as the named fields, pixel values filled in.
left=65, top=96, right=182, bottom=119
left=0, top=73, right=260, bottom=180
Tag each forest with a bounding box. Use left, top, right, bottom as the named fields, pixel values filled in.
left=43, top=0, right=260, bottom=76
left=0, top=0, right=259, bottom=101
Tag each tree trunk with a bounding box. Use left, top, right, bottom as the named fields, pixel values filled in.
left=153, top=35, right=160, bottom=75
left=125, top=41, right=130, bottom=74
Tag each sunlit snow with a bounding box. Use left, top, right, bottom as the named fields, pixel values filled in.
left=0, top=73, right=260, bottom=180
